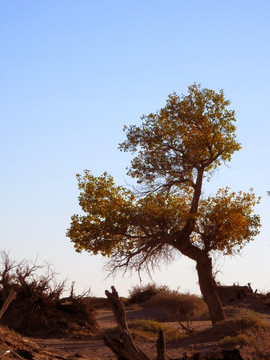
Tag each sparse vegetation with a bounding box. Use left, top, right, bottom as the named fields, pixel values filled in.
left=145, top=289, right=208, bottom=318
left=103, top=285, right=270, bottom=359
left=146, top=289, right=208, bottom=335
left=219, top=316, right=270, bottom=359
left=225, top=306, right=263, bottom=319
left=127, top=283, right=170, bottom=305
left=1, top=280, right=270, bottom=359
left=221, top=333, right=253, bottom=347
left=111, top=284, right=270, bottom=358
left=0, top=251, right=98, bottom=337
left=128, top=284, right=207, bottom=317
left=216, top=315, right=270, bottom=336
left=127, top=283, right=208, bottom=334
left=127, top=319, right=186, bottom=342
left=70, top=329, right=96, bottom=338
left=196, top=313, right=270, bottom=352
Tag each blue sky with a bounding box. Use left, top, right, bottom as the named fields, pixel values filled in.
left=1, top=1, right=270, bottom=297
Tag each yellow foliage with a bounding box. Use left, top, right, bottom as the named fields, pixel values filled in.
left=67, top=84, right=261, bottom=271
left=192, top=188, right=260, bottom=254
left=120, top=84, right=241, bottom=187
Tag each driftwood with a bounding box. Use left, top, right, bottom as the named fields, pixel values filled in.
left=0, top=290, right=16, bottom=320
left=104, top=286, right=165, bottom=360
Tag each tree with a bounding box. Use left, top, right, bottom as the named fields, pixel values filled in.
left=67, top=84, right=261, bottom=325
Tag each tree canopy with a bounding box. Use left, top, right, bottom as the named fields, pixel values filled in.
left=67, top=84, right=261, bottom=324
left=120, top=84, right=241, bottom=189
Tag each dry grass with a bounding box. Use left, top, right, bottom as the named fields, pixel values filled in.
left=145, top=290, right=207, bottom=318
left=225, top=305, right=263, bottom=319
left=127, top=319, right=187, bottom=342
left=206, top=314, right=270, bottom=338
left=127, top=283, right=208, bottom=320
left=219, top=317, right=270, bottom=359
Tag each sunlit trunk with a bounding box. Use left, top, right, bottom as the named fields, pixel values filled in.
left=196, top=255, right=225, bottom=325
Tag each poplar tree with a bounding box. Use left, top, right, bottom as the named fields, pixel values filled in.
left=67, top=84, right=260, bottom=325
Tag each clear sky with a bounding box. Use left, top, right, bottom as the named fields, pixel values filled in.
left=1, top=1, right=270, bottom=297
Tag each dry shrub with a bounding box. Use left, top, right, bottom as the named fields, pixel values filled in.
left=215, top=316, right=270, bottom=337
left=144, top=289, right=208, bottom=334
left=219, top=316, right=270, bottom=358
left=225, top=306, right=263, bottom=319
left=127, top=283, right=208, bottom=335
left=145, top=290, right=208, bottom=320
left=0, top=251, right=98, bottom=337
left=128, top=284, right=207, bottom=321
left=127, top=283, right=169, bottom=305
left=201, top=315, right=270, bottom=348
left=222, top=333, right=253, bottom=347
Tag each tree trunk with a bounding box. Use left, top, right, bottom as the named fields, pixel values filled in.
left=196, top=255, right=225, bottom=325
left=104, top=286, right=151, bottom=360
left=104, top=286, right=167, bottom=360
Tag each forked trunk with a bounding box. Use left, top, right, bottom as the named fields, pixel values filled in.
left=196, top=255, right=225, bottom=325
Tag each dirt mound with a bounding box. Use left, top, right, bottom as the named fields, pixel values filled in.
left=217, top=284, right=270, bottom=315
left=0, top=326, right=69, bottom=360
left=0, top=252, right=99, bottom=338
left=1, top=295, right=99, bottom=338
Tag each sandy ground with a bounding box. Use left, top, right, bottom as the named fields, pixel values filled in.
left=34, top=308, right=224, bottom=359
left=2, top=300, right=270, bottom=359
